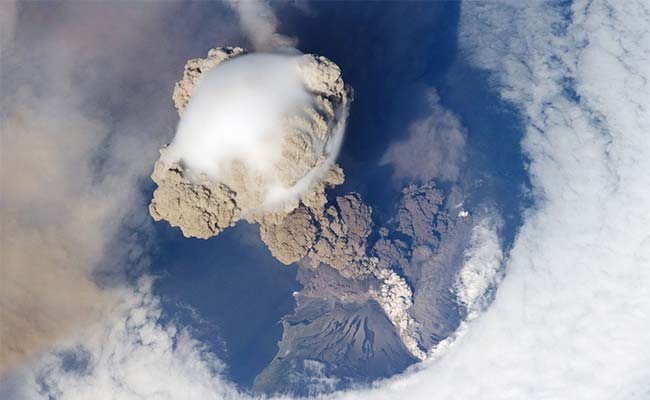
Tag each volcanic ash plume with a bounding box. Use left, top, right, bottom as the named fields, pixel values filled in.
left=149, top=48, right=431, bottom=360
left=150, top=47, right=351, bottom=239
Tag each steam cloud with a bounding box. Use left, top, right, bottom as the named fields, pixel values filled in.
left=168, top=54, right=310, bottom=182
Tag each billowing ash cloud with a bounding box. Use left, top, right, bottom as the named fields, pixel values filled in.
left=150, top=47, right=351, bottom=239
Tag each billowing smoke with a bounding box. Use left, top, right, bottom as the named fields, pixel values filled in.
left=167, top=54, right=310, bottom=182
left=150, top=47, right=352, bottom=238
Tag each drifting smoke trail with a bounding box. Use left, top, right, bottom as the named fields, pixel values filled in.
left=227, top=0, right=297, bottom=51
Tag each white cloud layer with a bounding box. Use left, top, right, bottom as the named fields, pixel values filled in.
left=453, top=218, right=503, bottom=319
left=168, top=53, right=309, bottom=180
left=10, top=280, right=245, bottom=400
